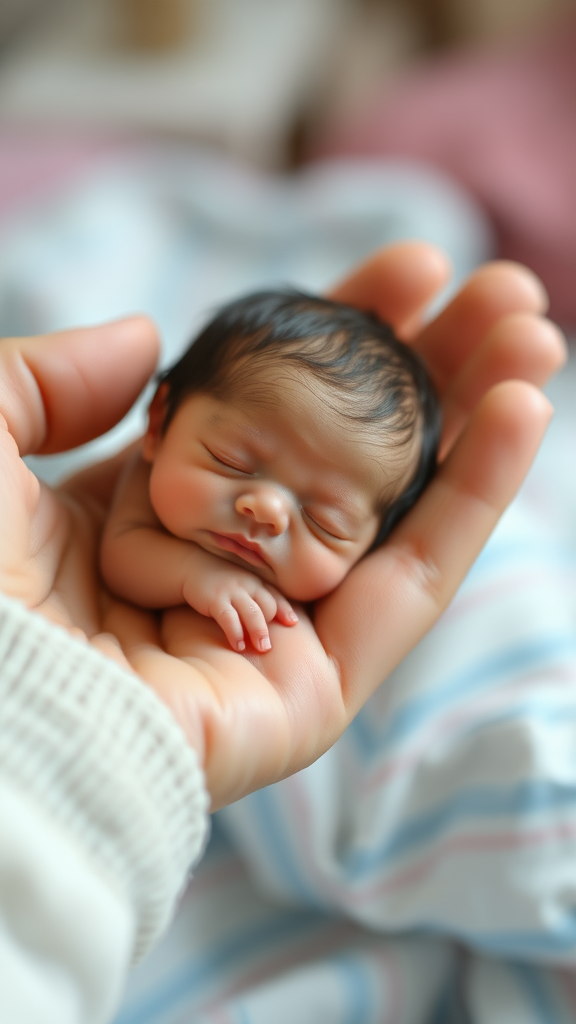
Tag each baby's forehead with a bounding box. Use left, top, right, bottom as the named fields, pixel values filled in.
left=208, top=371, right=422, bottom=504
left=228, top=358, right=420, bottom=442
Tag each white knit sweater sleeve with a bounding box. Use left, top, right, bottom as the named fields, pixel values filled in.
left=0, top=592, right=210, bottom=1024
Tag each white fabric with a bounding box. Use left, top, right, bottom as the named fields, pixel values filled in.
left=0, top=593, right=210, bottom=1023
left=0, top=780, right=132, bottom=1024
left=0, top=593, right=209, bottom=960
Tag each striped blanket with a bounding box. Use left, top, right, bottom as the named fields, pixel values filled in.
left=2, top=145, right=574, bottom=1022
left=115, top=350, right=576, bottom=1023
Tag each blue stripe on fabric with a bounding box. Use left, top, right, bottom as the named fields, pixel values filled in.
left=191, top=945, right=378, bottom=1024
left=331, top=953, right=375, bottom=1024
left=114, top=910, right=332, bottom=1024
left=244, top=775, right=576, bottom=902
left=349, top=634, right=576, bottom=761
left=231, top=1004, right=253, bottom=1024
left=232, top=697, right=576, bottom=903
left=418, top=921, right=576, bottom=961
left=429, top=979, right=461, bottom=1024
left=389, top=694, right=576, bottom=750
left=511, top=964, right=562, bottom=1024
left=233, top=787, right=326, bottom=906
left=465, top=539, right=576, bottom=583
left=339, top=777, right=576, bottom=876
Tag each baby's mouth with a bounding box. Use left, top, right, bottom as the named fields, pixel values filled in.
left=205, top=531, right=269, bottom=568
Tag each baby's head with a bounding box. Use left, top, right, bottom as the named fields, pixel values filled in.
left=143, top=290, right=441, bottom=602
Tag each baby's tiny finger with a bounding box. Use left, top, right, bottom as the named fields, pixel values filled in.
left=274, top=593, right=298, bottom=626
left=214, top=604, right=246, bottom=652
left=236, top=596, right=272, bottom=653
left=251, top=585, right=277, bottom=622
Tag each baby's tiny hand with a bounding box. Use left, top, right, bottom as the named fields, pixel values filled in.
left=183, top=566, right=297, bottom=653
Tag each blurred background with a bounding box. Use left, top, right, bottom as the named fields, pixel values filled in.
left=0, top=0, right=574, bottom=474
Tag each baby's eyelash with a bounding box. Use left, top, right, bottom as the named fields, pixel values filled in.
left=204, top=446, right=251, bottom=474
left=302, top=509, right=346, bottom=541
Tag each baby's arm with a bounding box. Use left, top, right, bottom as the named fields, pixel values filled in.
left=100, top=453, right=296, bottom=652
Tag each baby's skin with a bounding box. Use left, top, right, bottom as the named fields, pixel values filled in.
left=101, top=366, right=421, bottom=653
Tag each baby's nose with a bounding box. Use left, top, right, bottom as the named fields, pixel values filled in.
left=235, top=487, right=290, bottom=535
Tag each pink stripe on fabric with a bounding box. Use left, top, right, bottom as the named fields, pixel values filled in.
left=360, top=669, right=576, bottom=794
left=188, top=855, right=248, bottom=897
left=354, top=821, right=576, bottom=907
left=280, top=770, right=576, bottom=916
left=556, top=969, right=576, bottom=1016
left=203, top=1007, right=237, bottom=1024
left=197, top=921, right=402, bottom=1020
left=440, top=566, right=576, bottom=628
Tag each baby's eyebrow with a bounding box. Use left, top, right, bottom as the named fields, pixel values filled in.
left=209, top=411, right=275, bottom=458
left=310, top=486, right=373, bottom=527
left=207, top=411, right=226, bottom=429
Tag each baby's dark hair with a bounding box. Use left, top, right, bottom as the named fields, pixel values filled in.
left=159, top=289, right=441, bottom=546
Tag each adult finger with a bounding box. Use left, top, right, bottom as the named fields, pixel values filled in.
left=0, top=316, right=159, bottom=456
left=329, top=241, right=451, bottom=334
left=440, top=312, right=567, bottom=457
left=414, top=262, right=549, bottom=393
left=314, top=380, right=553, bottom=714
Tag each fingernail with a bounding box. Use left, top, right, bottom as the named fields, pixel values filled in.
left=258, top=637, right=272, bottom=652
left=288, top=611, right=298, bottom=623
left=237, top=640, right=245, bottom=651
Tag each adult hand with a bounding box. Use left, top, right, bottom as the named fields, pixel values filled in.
left=0, top=244, right=565, bottom=809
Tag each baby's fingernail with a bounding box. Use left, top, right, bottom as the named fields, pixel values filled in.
left=237, top=639, right=246, bottom=651
left=288, top=611, right=298, bottom=623
left=258, top=637, right=272, bottom=652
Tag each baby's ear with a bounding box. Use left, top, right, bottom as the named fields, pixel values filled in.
left=143, top=383, right=168, bottom=461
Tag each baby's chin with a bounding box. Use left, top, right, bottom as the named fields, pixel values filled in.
left=276, top=572, right=350, bottom=605
left=254, top=560, right=352, bottom=604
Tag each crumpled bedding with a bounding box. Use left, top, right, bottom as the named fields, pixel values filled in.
left=117, top=350, right=576, bottom=1024
left=2, top=145, right=575, bottom=1023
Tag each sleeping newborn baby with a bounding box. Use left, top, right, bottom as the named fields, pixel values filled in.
left=101, top=290, right=440, bottom=653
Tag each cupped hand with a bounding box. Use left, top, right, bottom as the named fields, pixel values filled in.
left=0, top=244, right=566, bottom=809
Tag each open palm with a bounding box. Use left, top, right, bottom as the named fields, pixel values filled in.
left=0, top=244, right=564, bottom=810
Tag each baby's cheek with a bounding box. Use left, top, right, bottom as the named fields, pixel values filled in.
left=149, top=464, right=212, bottom=534
left=285, top=548, right=352, bottom=603
left=148, top=466, right=181, bottom=528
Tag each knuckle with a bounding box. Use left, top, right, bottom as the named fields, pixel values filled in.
left=392, top=539, right=443, bottom=608
left=245, top=602, right=266, bottom=621
left=250, top=624, right=269, bottom=641
left=216, top=605, right=237, bottom=622
left=257, top=587, right=276, bottom=608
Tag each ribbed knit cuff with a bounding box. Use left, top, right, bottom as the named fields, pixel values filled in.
left=0, top=592, right=210, bottom=961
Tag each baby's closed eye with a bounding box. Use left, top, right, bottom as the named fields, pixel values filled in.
left=302, top=508, right=350, bottom=541
left=203, top=445, right=253, bottom=475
